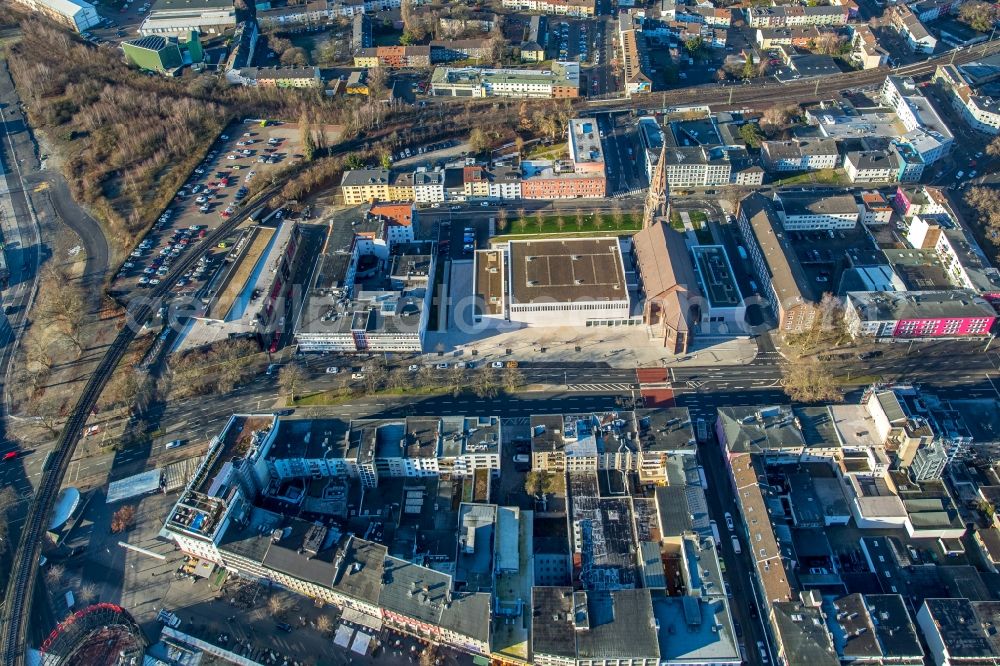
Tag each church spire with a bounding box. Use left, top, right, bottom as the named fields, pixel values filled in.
left=643, top=139, right=669, bottom=229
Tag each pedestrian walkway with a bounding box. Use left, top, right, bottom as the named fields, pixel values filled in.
left=566, top=382, right=636, bottom=392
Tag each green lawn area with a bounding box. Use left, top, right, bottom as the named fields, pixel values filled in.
left=689, top=210, right=708, bottom=226
left=503, top=213, right=640, bottom=236
left=373, top=29, right=403, bottom=46
left=669, top=210, right=684, bottom=231
left=836, top=373, right=882, bottom=387
left=772, top=169, right=848, bottom=187
left=524, top=144, right=569, bottom=161
left=292, top=384, right=450, bottom=406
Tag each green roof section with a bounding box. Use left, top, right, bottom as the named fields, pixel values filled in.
left=122, top=31, right=202, bottom=74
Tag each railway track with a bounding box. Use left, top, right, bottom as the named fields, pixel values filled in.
left=585, top=38, right=1000, bottom=111
left=0, top=185, right=282, bottom=665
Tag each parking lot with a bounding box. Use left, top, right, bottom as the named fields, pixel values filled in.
left=77, top=0, right=159, bottom=45
left=390, top=139, right=462, bottom=165
left=549, top=19, right=601, bottom=65
left=112, top=121, right=323, bottom=297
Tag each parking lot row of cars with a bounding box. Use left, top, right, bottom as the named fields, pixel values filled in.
left=116, top=130, right=286, bottom=293
left=317, top=360, right=520, bottom=376
left=392, top=138, right=460, bottom=161
left=557, top=21, right=594, bottom=63
left=120, top=220, right=208, bottom=289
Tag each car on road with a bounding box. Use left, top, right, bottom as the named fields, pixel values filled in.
left=276, top=622, right=292, bottom=633
left=506, top=361, right=518, bottom=368
left=757, top=642, right=769, bottom=664
left=266, top=363, right=279, bottom=375
left=165, top=440, right=184, bottom=449
left=325, top=366, right=339, bottom=374
left=408, top=364, right=420, bottom=372
left=724, top=512, right=734, bottom=530
left=857, top=350, right=882, bottom=360
left=351, top=372, right=365, bottom=379
left=274, top=409, right=294, bottom=416
left=491, top=361, right=505, bottom=368
left=436, top=363, right=449, bottom=369
left=731, top=535, right=742, bottom=554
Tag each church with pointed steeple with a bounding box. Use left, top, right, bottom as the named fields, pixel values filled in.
left=632, top=141, right=701, bottom=354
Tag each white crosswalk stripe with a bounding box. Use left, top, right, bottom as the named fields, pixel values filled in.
left=565, top=383, right=637, bottom=392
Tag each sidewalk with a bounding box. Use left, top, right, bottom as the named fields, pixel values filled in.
left=423, top=326, right=757, bottom=368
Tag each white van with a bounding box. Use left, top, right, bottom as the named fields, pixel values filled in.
left=731, top=536, right=742, bottom=554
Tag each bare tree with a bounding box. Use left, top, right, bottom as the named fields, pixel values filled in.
left=45, top=564, right=65, bottom=588
left=27, top=394, right=64, bottom=438
left=388, top=368, right=409, bottom=391
left=781, top=361, right=842, bottom=403
left=419, top=645, right=440, bottom=666
left=278, top=363, right=307, bottom=402
left=497, top=207, right=509, bottom=233
left=0, top=486, right=18, bottom=556
left=761, top=104, right=798, bottom=129
left=416, top=364, right=437, bottom=388
left=502, top=367, right=525, bottom=393
left=362, top=359, right=388, bottom=394
left=575, top=208, right=585, bottom=231
left=111, top=505, right=136, bottom=533
left=534, top=209, right=545, bottom=233
left=268, top=594, right=290, bottom=616
left=449, top=365, right=467, bottom=396
left=78, top=582, right=99, bottom=603
left=468, top=127, right=491, bottom=153
left=473, top=366, right=500, bottom=398
left=811, top=32, right=846, bottom=55
left=959, top=0, right=999, bottom=31
left=315, top=614, right=334, bottom=635
left=611, top=203, right=625, bottom=229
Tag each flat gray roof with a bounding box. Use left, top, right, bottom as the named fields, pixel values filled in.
left=691, top=245, right=742, bottom=309
left=651, top=592, right=739, bottom=664
left=508, top=238, right=627, bottom=306
left=575, top=590, right=660, bottom=661
left=151, top=0, right=234, bottom=11
left=778, top=192, right=859, bottom=218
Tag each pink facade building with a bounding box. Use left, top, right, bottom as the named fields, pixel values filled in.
left=845, top=290, right=996, bottom=339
